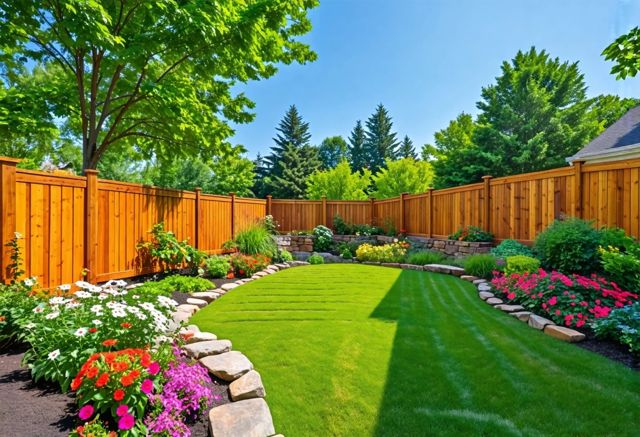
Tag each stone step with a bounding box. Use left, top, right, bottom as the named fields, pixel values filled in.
left=191, top=291, right=220, bottom=302
left=186, top=297, right=208, bottom=308
left=494, top=304, right=525, bottom=313
left=485, top=297, right=504, bottom=305
left=185, top=331, right=218, bottom=344
left=221, top=282, right=239, bottom=291
left=209, top=398, right=275, bottom=437
left=183, top=339, right=232, bottom=359
left=478, top=291, right=495, bottom=300
left=544, top=325, right=586, bottom=342
left=200, top=351, right=253, bottom=381
left=510, top=311, right=532, bottom=322
left=528, top=314, right=555, bottom=330
left=229, top=370, right=266, bottom=401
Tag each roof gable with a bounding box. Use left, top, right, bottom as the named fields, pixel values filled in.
left=573, top=106, right=640, bottom=159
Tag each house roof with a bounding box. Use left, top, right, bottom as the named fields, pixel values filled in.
left=569, top=106, right=640, bottom=161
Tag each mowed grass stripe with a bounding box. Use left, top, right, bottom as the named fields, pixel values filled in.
left=191, top=264, right=640, bottom=436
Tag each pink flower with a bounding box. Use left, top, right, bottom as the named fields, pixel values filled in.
left=507, top=292, right=516, bottom=300
left=78, top=404, right=94, bottom=421
left=148, top=361, right=160, bottom=375
left=140, top=378, right=154, bottom=394
left=116, top=404, right=129, bottom=417
left=118, top=413, right=135, bottom=430
left=548, top=296, right=557, bottom=306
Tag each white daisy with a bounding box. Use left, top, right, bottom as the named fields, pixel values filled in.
left=111, top=309, right=126, bottom=318
left=75, top=280, right=93, bottom=289
left=48, top=349, right=60, bottom=360
left=23, top=278, right=35, bottom=287
left=90, top=305, right=103, bottom=314
left=33, top=306, right=44, bottom=313
left=45, top=311, right=60, bottom=320
left=92, top=319, right=102, bottom=325
left=74, top=291, right=92, bottom=299
left=58, top=284, right=71, bottom=291
left=49, top=297, right=67, bottom=305
left=74, top=327, right=88, bottom=337
left=65, top=301, right=81, bottom=309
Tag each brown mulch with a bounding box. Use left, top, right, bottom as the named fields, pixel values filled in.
left=574, top=329, right=640, bottom=370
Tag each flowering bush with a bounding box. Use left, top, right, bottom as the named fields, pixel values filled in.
left=72, top=348, right=162, bottom=430
left=593, top=301, right=640, bottom=354
left=355, top=242, right=409, bottom=263
left=313, top=225, right=333, bottom=251
left=492, top=269, right=638, bottom=328
left=598, top=245, right=640, bottom=293
left=229, top=253, right=270, bottom=277
left=21, top=280, right=177, bottom=390
left=137, top=222, right=205, bottom=273
left=448, top=226, right=493, bottom=242
left=146, top=347, right=213, bottom=436
left=0, top=276, right=40, bottom=344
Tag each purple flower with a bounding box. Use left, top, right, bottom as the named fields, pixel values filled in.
left=118, top=413, right=135, bottom=430
left=116, top=404, right=129, bottom=417
left=78, top=404, right=94, bottom=420
left=141, top=378, right=154, bottom=394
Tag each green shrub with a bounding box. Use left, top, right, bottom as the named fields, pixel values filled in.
left=313, top=225, right=333, bottom=251
left=340, top=247, right=353, bottom=260
left=534, top=218, right=601, bottom=275
left=162, top=275, right=213, bottom=293
left=138, top=222, right=205, bottom=271
left=261, top=214, right=280, bottom=234
left=205, top=255, right=231, bottom=278
left=333, top=215, right=353, bottom=235
left=308, top=253, right=325, bottom=264
left=134, top=281, right=174, bottom=297
left=463, top=254, right=498, bottom=279
left=233, top=224, right=277, bottom=257
left=504, top=255, right=540, bottom=275
left=449, top=225, right=493, bottom=242
left=599, top=227, right=636, bottom=251
left=599, top=245, right=640, bottom=292
left=593, top=301, right=640, bottom=354
left=277, top=249, right=294, bottom=262
left=406, top=250, right=446, bottom=265
left=491, top=239, right=533, bottom=258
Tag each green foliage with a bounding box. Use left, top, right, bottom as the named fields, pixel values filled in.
left=207, top=153, right=256, bottom=197
left=4, top=232, right=25, bottom=283
left=372, top=158, right=434, bottom=199
left=276, top=249, right=294, bottom=263
left=162, top=275, right=213, bottom=293
left=306, top=161, right=371, bottom=200
left=0, top=1, right=318, bottom=170
left=406, top=250, right=447, bottom=266
left=233, top=225, right=277, bottom=257
left=504, top=255, right=541, bottom=276
left=312, top=225, right=333, bottom=252
left=262, top=215, right=280, bottom=235
left=603, top=27, right=640, bottom=79
left=598, top=246, right=640, bottom=293
left=229, top=253, right=271, bottom=277
left=355, top=242, right=409, bottom=263
left=399, top=135, right=417, bottom=159
left=599, top=227, right=636, bottom=251
left=364, top=104, right=400, bottom=172
left=593, top=301, right=640, bottom=354
left=347, top=120, right=368, bottom=171
left=462, top=254, right=498, bottom=279
left=336, top=241, right=361, bottom=259
left=138, top=223, right=205, bottom=272
left=204, top=256, right=231, bottom=279
left=534, top=218, right=601, bottom=275
left=318, top=136, right=348, bottom=169
left=449, top=226, right=494, bottom=242
left=0, top=277, right=39, bottom=344
left=307, top=253, right=325, bottom=264
left=340, top=247, right=353, bottom=260
left=332, top=215, right=383, bottom=236
left=491, top=239, right=533, bottom=258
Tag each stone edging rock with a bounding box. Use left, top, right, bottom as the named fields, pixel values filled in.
left=171, top=261, right=308, bottom=437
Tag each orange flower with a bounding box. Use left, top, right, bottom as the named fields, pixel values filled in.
left=95, top=372, right=109, bottom=388
left=120, top=374, right=134, bottom=387
left=70, top=376, right=83, bottom=391
left=0, top=315, right=6, bottom=322
left=86, top=366, right=99, bottom=379
left=111, top=361, right=129, bottom=372
left=120, top=322, right=132, bottom=329
left=102, top=339, right=118, bottom=347
left=88, top=327, right=97, bottom=333
left=113, top=389, right=125, bottom=401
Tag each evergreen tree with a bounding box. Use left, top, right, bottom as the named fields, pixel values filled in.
left=265, top=105, right=312, bottom=171
left=399, top=135, right=417, bottom=159
left=318, top=136, right=348, bottom=169
left=348, top=120, right=368, bottom=170
left=364, top=104, right=399, bottom=172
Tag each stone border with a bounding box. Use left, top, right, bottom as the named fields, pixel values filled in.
left=170, top=261, right=308, bottom=437
left=168, top=259, right=585, bottom=436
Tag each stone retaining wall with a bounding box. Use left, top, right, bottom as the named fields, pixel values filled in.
left=275, top=234, right=493, bottom=258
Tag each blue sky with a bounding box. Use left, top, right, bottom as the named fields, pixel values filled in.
left=231, top=0, right=640, bottom=158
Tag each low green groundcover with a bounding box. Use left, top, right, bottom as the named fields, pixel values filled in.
left=191, top=265, right=640, bottom=436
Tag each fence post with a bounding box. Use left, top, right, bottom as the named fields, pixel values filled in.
left=482, top=175, right=492, bottom=234
left=573, top=161, right=584, bottom=218
left=427, top=188, right=434, bottom=238
left=0, top=157, right=19, bottom=283
left=194, top=187, right=202, bottom=249
left=370, top=197, right=376, bottom=226
left=266, top=195, right=272, bottom=216
left=229, top=192, right=236, bottom=239
left=400, top=192, right=408, bottom=232
left=321, top=196, right=327, bottom=227
left=84, top=169, right=99, bottom=283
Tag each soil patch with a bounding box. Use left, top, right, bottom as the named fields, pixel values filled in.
left=575, top=330, right=639, bottom=370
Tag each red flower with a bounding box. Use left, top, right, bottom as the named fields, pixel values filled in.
left=86, top=366, right=99, bottom=379
left=70, top=376, right=83, bottom=391
left=120, top=322, right=132, bottom=329
left=102, top=339, right=118, bottom=347
left=88, top=327, right=97, bottom=333
left=95, top=372, right=109, bottom=388
left=113, top=389, right=125, bottom=401
left=111, top=361, right=129, bottom=372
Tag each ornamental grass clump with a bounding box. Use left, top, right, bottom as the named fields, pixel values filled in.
left=492, top=270, right=638, bottom=328
left=232, top=224, right=277, bottom=257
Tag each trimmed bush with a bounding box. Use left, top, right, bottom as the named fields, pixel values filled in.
left=504, top=255, right=540, bottom=275
left=204, top=255, right=230, bottom=278
left=277, top=249, right=294, bottom=262
left=534, top=218, right=601, bottom=275
left=599, top=227, right=636, bottom=251
left=406, top=250, right=446, bottom=265
left=598, top=245, right=640, bottom=293
left=308, top=253, right=325, bottom=264
left=233, top=224, right=277, bottom=257
left=313, top=225, right=333, bottom=251
left=462, top=254, right=497, bottom=279
left=340, top=247, right=353, bottom=260
left=491, top=239, right=533, bottom=258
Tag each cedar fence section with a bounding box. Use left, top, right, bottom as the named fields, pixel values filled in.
left=268, top=159, right=640, bottom=243
left=0, top=158, right=265, bottom=289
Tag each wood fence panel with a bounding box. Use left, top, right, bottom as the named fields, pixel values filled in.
left=199, top=195, right=232, bottom=253
left=431, top=184, right=484, bottom=238
left=373, top=198, right=401, bottom=232
left=326, top=201, right=371, bottom=229
left=234, top=198, right=267, bottom=234
left=403, top=194, right=429, bottom=235
left=271, top=200, right=323, bottom=232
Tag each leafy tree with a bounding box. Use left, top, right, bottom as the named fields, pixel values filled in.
left=364, top=104, right=399, bottom=172
left=348, top=120, right=368, bottom=171
left=399, top=135, right=417, bottom=159
left=317, top=136, right=347, bottom=169
left=583, top=95, right=640, bottom=129
left=306, top=160, right=371, bottom=200
left=149, top=159, right=213, bottom=191
left=602, top=27, right=640, bottom=79
left=372, top=158, right=434, bottom=199
left=206, top=154, right=255, bottom=197
left=0, top=1, right=318, bottom=170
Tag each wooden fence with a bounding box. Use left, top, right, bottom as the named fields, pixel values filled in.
left=268, top=159, right=640, bottom=242
left=0, top=158, right=265, bottom=289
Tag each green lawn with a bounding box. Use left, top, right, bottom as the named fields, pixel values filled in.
left=191, top=264, right=640, bottom=436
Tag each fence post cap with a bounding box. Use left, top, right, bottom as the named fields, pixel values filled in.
left=0, top=156, right=21, bottom=165
left=84, top=169, right=99, bottom=176
left=482, top=175, right=493, bottom=180
left=194, top=187, right=202, bottom=192
left=266, top=194, right=272, bottom=199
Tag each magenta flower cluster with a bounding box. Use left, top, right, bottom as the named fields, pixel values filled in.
left=145, top=348, right=213, bottom=437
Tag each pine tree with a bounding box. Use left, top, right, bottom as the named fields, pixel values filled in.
left=348, top=120, right=368, bottom=171
left=399, top=135, right=417, bottom=159
left=364, top=104, right=399, bottom=172
left=265, top=105, right=312, bottom=171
